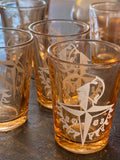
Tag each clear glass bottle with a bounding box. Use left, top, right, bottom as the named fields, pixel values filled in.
left=71, top=0, right=118, bottom=24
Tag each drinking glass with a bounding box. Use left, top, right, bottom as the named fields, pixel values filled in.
left=48, top=39, right=120, bottom=154
left=89, top=2, right=120, bottom=45
left=0, top=0, right=47, bottom=30
left=29, top=19, right=90, bottom=109
left=71, top=0, right=118, bottom=24
left=0, top=28, right=34, bottom=132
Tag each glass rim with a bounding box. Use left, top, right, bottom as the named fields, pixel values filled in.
left=48, top=39, right=120, bottom=67
left=90, top=2, right=120, bottom=13
left=1, top=0, right=46, bottom=9
left=0, top=28, right=34, bottom=49
left=28, top=19, right=90, bottom=37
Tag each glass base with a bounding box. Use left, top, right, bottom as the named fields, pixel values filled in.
left=0, top=110, right=28, bottom=132
left=55, top=135, right=108, bottom=154
left=37, top=95, right=52, bottom=109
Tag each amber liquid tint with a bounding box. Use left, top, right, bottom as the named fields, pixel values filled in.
left=53, top=99, right=115, bottom=154
left=0, top=76, right=30, bottom=132
left=49, top=50, right=120, bottom=153
left=91, top=16, right=120, bottom=45
left=0, top=106, right=28, bottom=132
left=0, top=50, right=32, bottom=132
left=99, top=17, right=120, bottom=45
left=92, top=52, right=119, bottom=64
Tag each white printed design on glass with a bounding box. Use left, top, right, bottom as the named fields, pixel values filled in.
left=0, top=89, right=11, bottom=107
left=0, top=52, right=25, bottom=107
left=38, top=67, right=51, bottom=96
left=56, top=43, right=114, bottom=146
left=57, top=76, right=114, bottom=146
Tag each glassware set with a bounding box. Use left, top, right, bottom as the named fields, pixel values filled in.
left=0, top=0, right=120, bottom=155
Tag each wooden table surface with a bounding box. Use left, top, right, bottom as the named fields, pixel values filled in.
left=0, top=0, right=120, bottom=160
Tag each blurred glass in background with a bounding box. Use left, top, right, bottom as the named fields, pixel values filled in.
left=71, top=0, right=118, bottom=24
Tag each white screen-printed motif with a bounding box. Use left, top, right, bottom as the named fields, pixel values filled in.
left=57, top=76, right=114, bottom=146
left=38, top=66, right=51, bottom=91
left=55, top=43, right=114, bottom=146
left=37, top=43, right=90, bottom=95
left=58, top=43, right=90, bottom=64
left=0, top=89, right=11, bottom=107
left=0, top=52, right=25, bottom=100
left=57, top=77, right=114, bottom=145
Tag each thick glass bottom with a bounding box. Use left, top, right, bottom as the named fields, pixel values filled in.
left=55, top=134, right=108, bottom=154
left=0, top=108, right=28, bottom=132
left=37, top=94, right=52, bottom=109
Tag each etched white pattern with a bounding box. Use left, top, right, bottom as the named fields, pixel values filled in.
left=0, top=89, right=11, bottom=107
left=0, top=51, right=25, bottom=106
left=38, top=66, right=51, bottom=90
left=57, top=76, right=114, bottom=146
left=58, top=43, right=90, bottom=64
left=55, top=43, right=114, bottom=145
left=1, top=53, right=24, bottom=92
